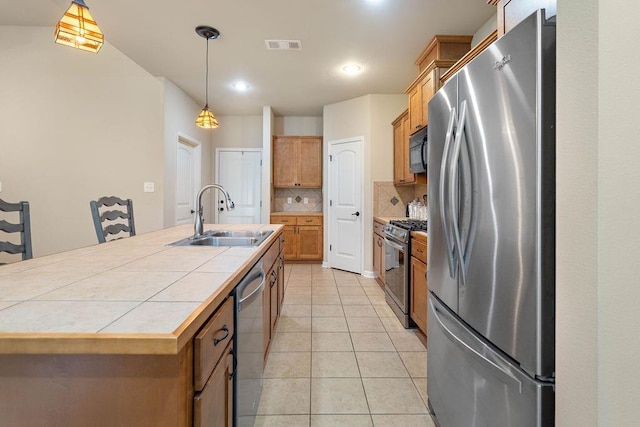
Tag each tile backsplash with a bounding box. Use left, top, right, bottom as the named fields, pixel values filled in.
left=374, top=182, right=428, bottom=217
left=273, top=188, right=323, bottom=212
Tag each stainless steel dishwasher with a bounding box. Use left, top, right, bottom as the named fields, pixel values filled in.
left=234, top=260, right=265, bottom=427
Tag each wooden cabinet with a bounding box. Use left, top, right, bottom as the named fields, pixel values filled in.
left=273, top=136, right=322, bottom=188
left=262, top=237, right=285, bottom=360
left=193, top=340, right=233, bottom=427
left=372, top=219, right=386, bottom=287
left=497, top=0, right=556, bottom=37
left=407, top=67, right=442, bottom=134
left=405, top=35, right=471, bottom=134
left=410, top=233, right=428, bottom=336
left=193, top=295, right=235, bottom=427
left=271, top=214, right=323, bottom=262
left=392, top=110, right=425, bottom=186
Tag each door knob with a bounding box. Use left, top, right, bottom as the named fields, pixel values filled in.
left=351, top=211, right=360, bottom=217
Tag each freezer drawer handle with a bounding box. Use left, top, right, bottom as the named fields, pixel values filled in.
left=430, top=298, right=522, bottom=392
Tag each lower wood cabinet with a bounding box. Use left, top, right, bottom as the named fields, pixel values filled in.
left=410, top=233, right=428, bottom=335
left=372, top=219, right=386, bottom=287
left=263, top=235, right=286, bottom=361
left=193, top=340, right=233, bottom=427
left=271, top=214, right=323, bottom=261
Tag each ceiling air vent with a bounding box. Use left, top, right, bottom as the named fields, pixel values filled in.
left=265, top=40, right=302, bottom=50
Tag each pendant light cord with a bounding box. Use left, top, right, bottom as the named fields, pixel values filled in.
left=205, top=38, right=209, bottom=107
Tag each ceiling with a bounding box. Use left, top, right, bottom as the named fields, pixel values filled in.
left=0, top=0, right=495, bottom=116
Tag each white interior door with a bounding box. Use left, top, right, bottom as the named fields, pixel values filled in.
left=176, top=137, right=201, bottom=225
left=216, top=149, right=262, bottom=224
left=329, top=138, right=363, bottom=273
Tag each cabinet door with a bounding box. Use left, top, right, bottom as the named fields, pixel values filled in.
left=263, top=267, right=272, bottom=358
left=420, top=68, right=439, bottom=127
left=193, top=340, right=234, bottom=427
left=408, top=84, right=422, bottom=132
left=277, top=254, right=285, bottom=312
left=402, top=113, right=416, bottom=184
left=282, top=225, right=297, bottom=260
left=270, top=268, right=278, bottom=337
left=297, top=225, right=323, bottom=260
left=393, top=120, right=405, bottom=184
left=273, top=137, right=297, bottom=187
left=297, top=137, right=322, bottom=187
left=410, top=257, right=428, bottom=335
left=373, top=234, right=385, bottom=286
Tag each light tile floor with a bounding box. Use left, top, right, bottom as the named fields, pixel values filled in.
left=256, top=264, right=435, bottom=427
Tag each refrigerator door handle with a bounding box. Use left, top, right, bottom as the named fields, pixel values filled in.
left=449, top=100, right=468, bottom=287
left=430, top=297, right=523, bottom=392
left=439, top=107, right=457, bottom=279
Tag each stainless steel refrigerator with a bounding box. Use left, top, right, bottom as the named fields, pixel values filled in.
left=426, top=10, right=555, bottom=427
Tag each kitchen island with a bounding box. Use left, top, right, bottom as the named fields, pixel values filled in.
left=0, top=223, right=283, bottom=426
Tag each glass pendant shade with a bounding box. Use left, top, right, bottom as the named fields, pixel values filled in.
left=55, top=0, right=104, bottom=53
left=195, top=105, right=219, bottom=129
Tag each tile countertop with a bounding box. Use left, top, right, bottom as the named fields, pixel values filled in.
left=0, top=223, right=283, bottom=356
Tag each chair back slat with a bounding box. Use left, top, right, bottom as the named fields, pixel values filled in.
left=0, top=199, right=33, bottom=261
left=0, top=219, right=24, bottom=233
left=0, top=241, right=25, bottom=255
left=90, top=196, right=136, bottom=244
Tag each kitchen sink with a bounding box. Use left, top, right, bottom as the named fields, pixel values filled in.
left=169, top=230, right=273, bottom=247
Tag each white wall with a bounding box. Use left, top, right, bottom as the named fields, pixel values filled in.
left=161, top=78, right=212, bottom=226
left=557, top=0, right=640, bottom=424
left=323, top=94, right=406, bottom=273
left=275, top=116, right=323, bottom=135
left=210, top=115, right=263, bottom=149
left=262, top=107, right=275, bottom=222
left=0, top=26, right=164, bottom=258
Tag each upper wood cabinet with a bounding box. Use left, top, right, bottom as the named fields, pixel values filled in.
left=407, top=67, right=442, bottom=133
left=393, top=110, right=425, bottom=186
left=273, top=136, right=322, bottom=188
left=406, top=35, right=472, bottom=136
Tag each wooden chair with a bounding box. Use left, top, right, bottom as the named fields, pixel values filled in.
left=0, top=198, right=33, bottom=261
left=90, top=196, right=136, bottom=244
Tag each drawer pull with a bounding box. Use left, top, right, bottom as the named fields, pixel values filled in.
left=213, top=325, right=230, bottom=346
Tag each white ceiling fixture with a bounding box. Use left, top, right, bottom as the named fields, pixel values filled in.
left=342, top=64, right=363, bottom=75
left=265, top=40, right=302, bottom=50
left=233, top=81, right=250, bottom=92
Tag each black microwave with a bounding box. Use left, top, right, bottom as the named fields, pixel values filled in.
left=409, top=126, right=427, bottom=173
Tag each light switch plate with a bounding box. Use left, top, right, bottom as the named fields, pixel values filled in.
left=287, top=197, right=292, bottom=204
left=303, top=197, right=308, bottom=204
left=143, top=182, right=155, bottom=193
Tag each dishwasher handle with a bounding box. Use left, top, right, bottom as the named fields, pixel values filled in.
left=237, top=266, right=265, bottom=311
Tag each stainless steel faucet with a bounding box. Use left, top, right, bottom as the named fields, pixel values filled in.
left=193, top=184, right=235, bottom=238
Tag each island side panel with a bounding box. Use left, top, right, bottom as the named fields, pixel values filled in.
left=0, top=344, right=193, bottom=426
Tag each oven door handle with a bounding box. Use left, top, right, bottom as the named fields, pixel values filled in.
left=383, top=237, right=406, bottom=252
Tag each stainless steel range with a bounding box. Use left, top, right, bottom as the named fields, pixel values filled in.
left=382, top=219, right=427, bottom=328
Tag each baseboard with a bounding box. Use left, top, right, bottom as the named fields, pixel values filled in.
left=361, top=270, right=376, bottom=279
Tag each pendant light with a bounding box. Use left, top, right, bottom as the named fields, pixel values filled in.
left=195, top=26, right=220, bottom=129
left=54, top=0, right=104, bottom=53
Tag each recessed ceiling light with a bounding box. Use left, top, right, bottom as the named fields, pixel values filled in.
left=232, top=81, right=250, bottom=91
left=342, top=64, right=362, bottom=75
